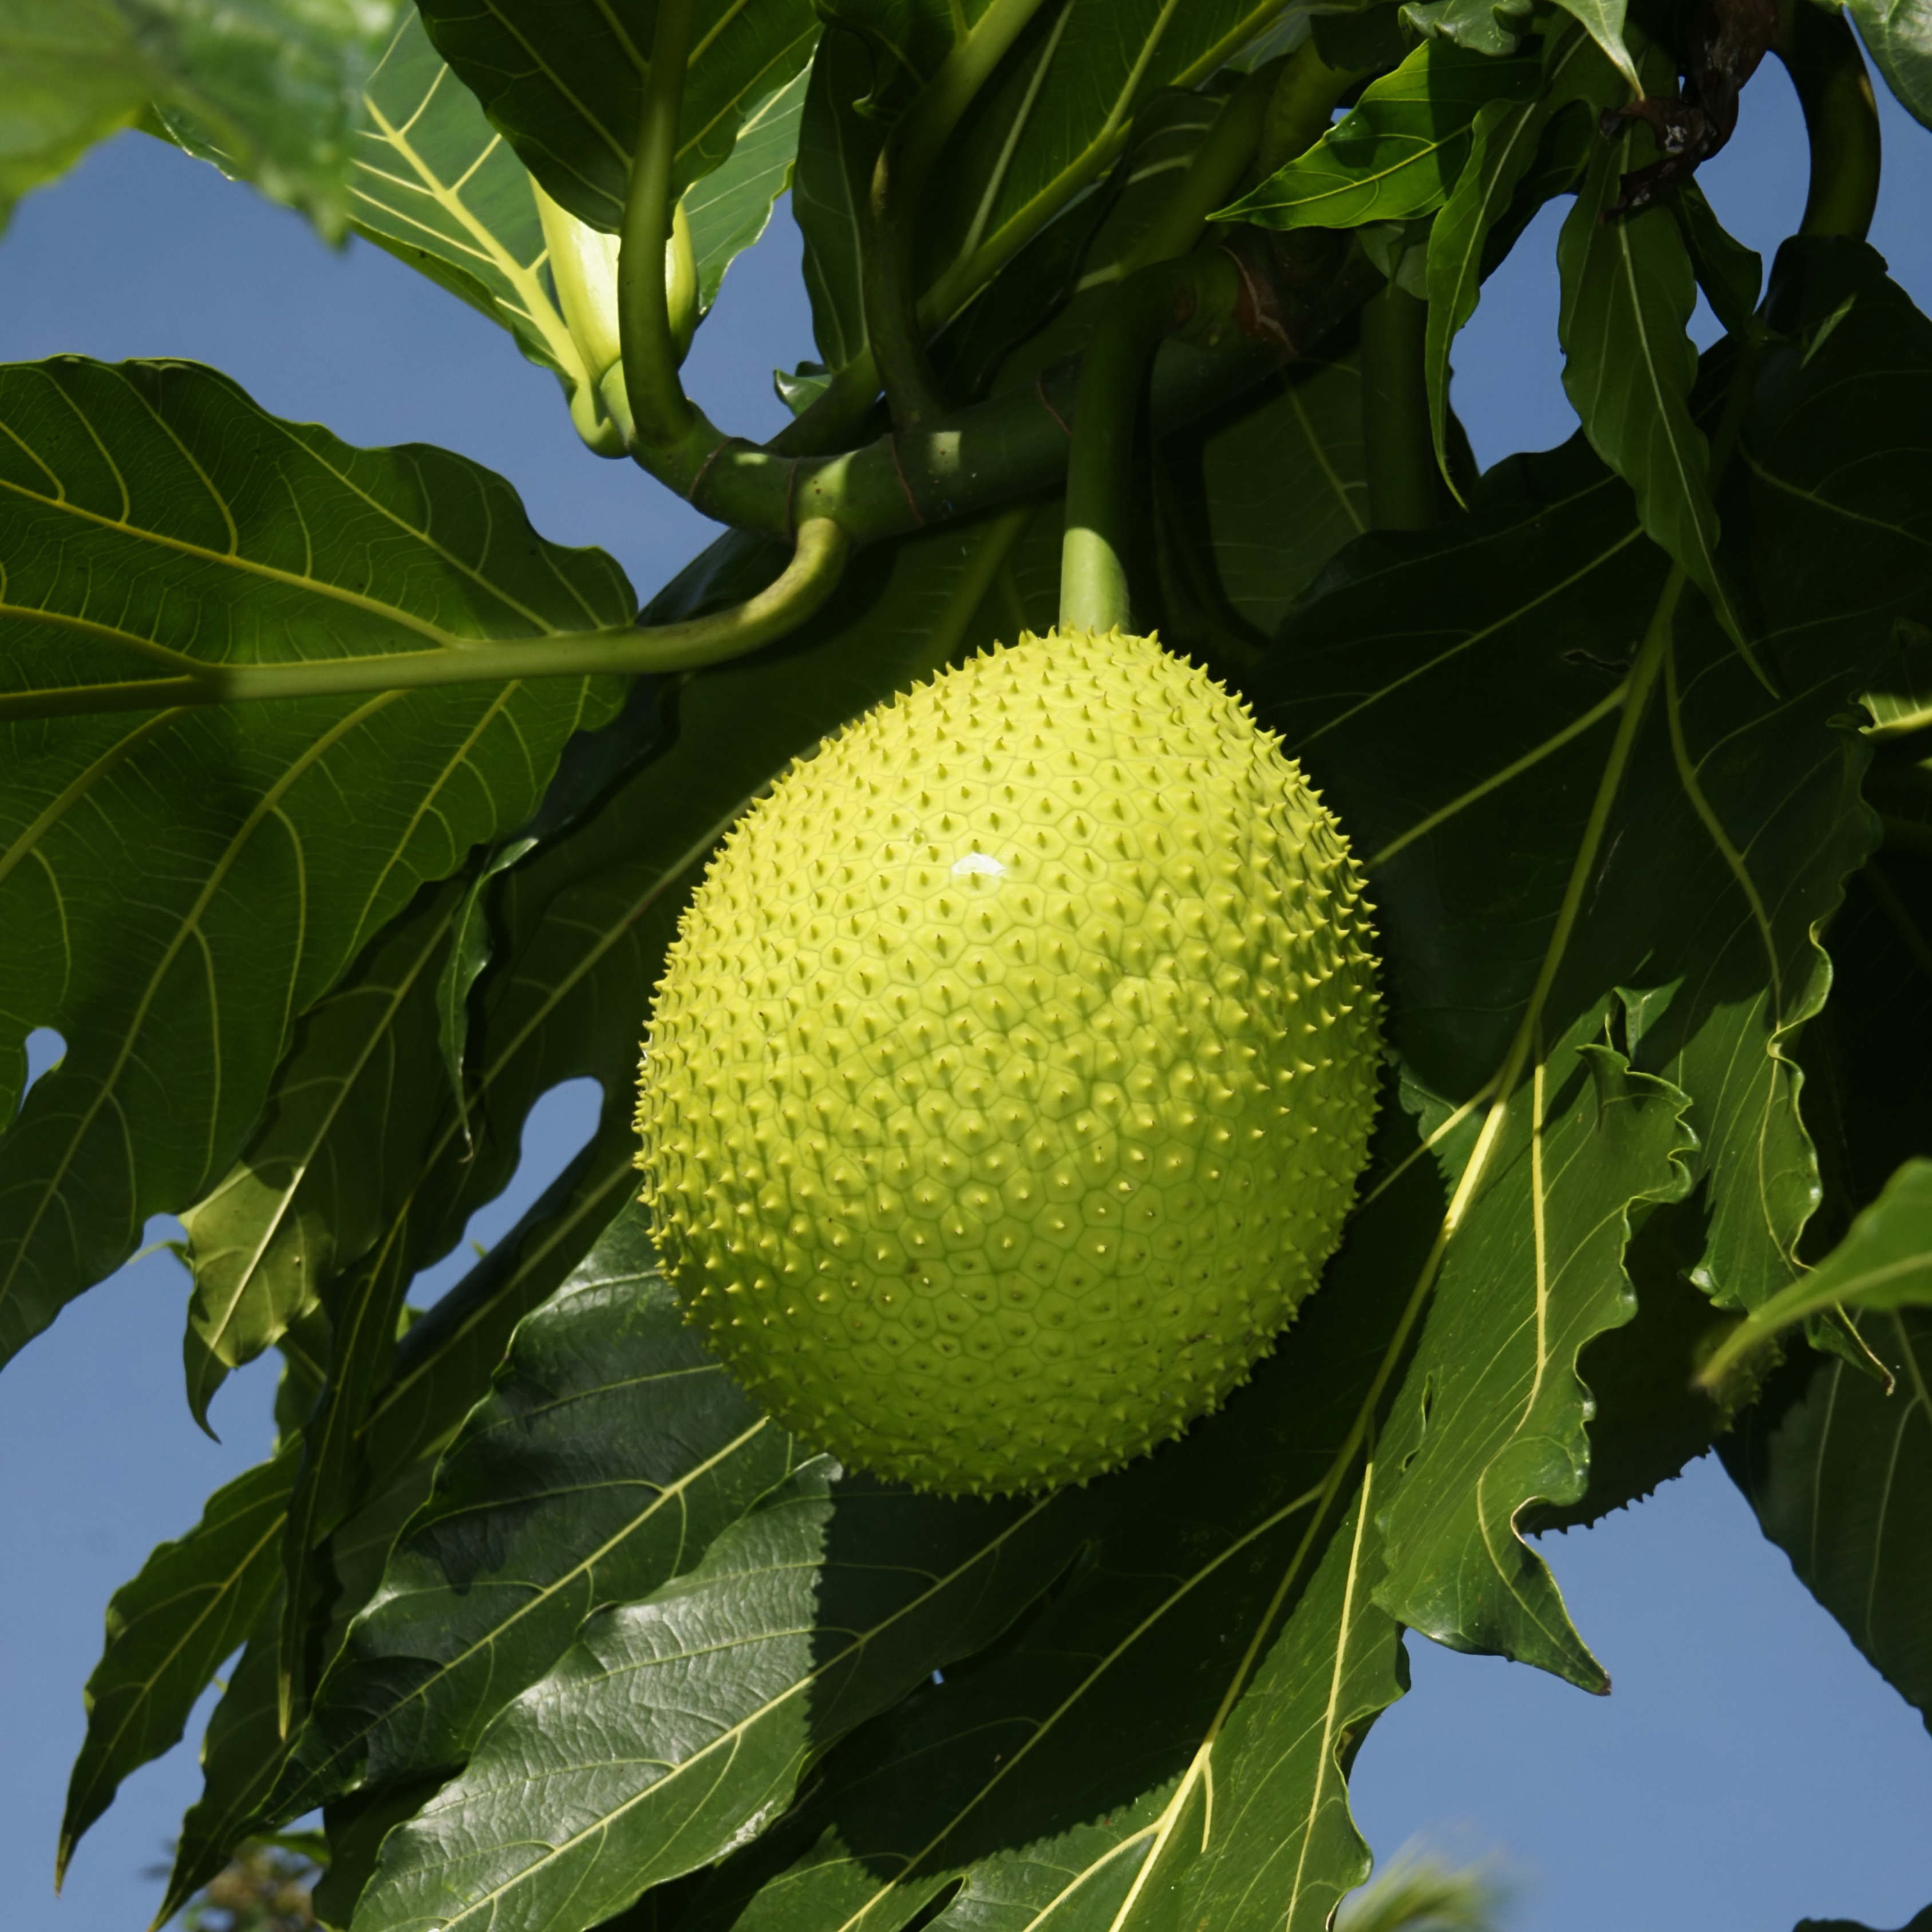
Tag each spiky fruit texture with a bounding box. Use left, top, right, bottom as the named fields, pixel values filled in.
left=636, top=629, right=1380, bottom=1495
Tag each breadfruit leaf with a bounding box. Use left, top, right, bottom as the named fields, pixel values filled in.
left=265, top=1209, right=804, bottom=1826
left=0, top=358, right=629, bottom=1376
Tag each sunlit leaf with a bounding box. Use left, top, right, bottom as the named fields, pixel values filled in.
left=1702, top=1160, right=1932, bottom=1376
left=1217, top=41, right=1540, bottom=231
left=267, top=1208, right=802, bottom=1823
left=181, top=882, right=466, bottom=1431
left=0, top=355, right=628, bottom=1369
left=346, top=10, right=583, bottom=378
left=685, top=65, right=810, bottom=314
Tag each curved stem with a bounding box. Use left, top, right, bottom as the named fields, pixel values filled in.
left=1060, top=252, right=1242, bottom=632
left=1107, top=58, right=1282, bottom=281
left=1774, top=0, right=1882, bottom=240
left=864, top=0, right=1052, bottom=426
left=1359, top=281, right=1436, bottom=531
left=1255, top=37, right=1358, bottom=177
left=619, top=0, right=698, bottom=451
left=0, top=522, right=851, bottom=720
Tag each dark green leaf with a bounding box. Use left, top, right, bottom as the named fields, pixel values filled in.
left=1424, top=25, right=1611, bottom=489
left=181, top=882, right=467, bottom=1431
left=156, top=1453, right=438, bottom=1923
left=1844, top=0, right=1932, bottom=130
left=279, top=1233, right=419, bottom=1720
left=793, top=1, right=1297, bottom=370
left=1216, top=41, right=1541, bottom=230
left=1154, top=343, right=1370, bottom=658
left=58, top=1443, right=299, bottom=1882
left=353, top=1461, right=1099, bottom=1932
left=267, top=1204, right=803, bottom=1823
left=1557, top=112, right=1756, bottom=673
left=353, top=1125, right=645, bottom=1485
left=1544, top=0, right=1639, bottom=91
left=1723, top=1303, right=1932, bottom=1725
left=1702, top=1160, right=1932, bottom=1378
left=1376, top=1048, right=1690, bottom=1683
left=1403, top=0, right=1535, bottom=59
left=437, top=847, right=531, bottom=1147
left=415, top=0, right=820, bottom=235
left=1, top=0, right=400, bottom=239
left=1672, top=180, right=1764, bottom=341
left=791, top=27, right=876, bottom=371
left=685, top=66, right=811, bottom=315
left=0, top=358, right=629, bottom=1370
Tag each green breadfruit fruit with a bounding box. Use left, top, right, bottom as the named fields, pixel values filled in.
left=635, top=627, right=1382, bottom=1495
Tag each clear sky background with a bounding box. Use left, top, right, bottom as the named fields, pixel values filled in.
left=2, top=37, right=1930, bottom=1932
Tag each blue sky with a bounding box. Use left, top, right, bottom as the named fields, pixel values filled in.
left=1, top=42, right=1929, bottom=1932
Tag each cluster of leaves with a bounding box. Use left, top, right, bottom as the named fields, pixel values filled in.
left=3, top=1, right=1932, bottom=1930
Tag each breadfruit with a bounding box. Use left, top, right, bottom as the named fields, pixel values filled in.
left=635, top=627, right=1381, bottom=1495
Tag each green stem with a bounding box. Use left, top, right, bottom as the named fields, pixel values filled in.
left=1109, top=60, right=1282, bottom=279
left=865, top=0, right=1052, bottom=425
left=1255, top=38, right=1358, bottom=177
left=619, top=0, right=698, bottom=451
left=1774, top=0, right=1882, bottom=241
left=1060, top=252, right=1243, bottom=632
left=1359, top=280, right=1436, bottom=532
left=0, top=521, right=851, bottom=720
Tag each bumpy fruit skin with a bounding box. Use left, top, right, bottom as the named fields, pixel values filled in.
left=636, top=629, right=1380, bottom=1495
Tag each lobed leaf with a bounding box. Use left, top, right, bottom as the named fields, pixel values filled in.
left=58, top=1443, right=299, bottom=1883
left=1704, top=1161, right=1932, bottom=1378
left=684, top=64, right=811, bottom=315
left=180, top=880, right=467, bottom=1430
left=0, top=358, right=629, bottom=1371
left=352, top=1462, right=1100, bottom=1932
left=1404, top=0, right=1538, bottom=59
left=345, top=10, right=807, bottom=396
left=155, top=1455, right=439, bottom=1922
left=267, top=1207, right=803, bottom=1824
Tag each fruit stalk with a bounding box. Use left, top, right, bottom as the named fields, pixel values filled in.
left=1061, top=252, right=1244, bottom=631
